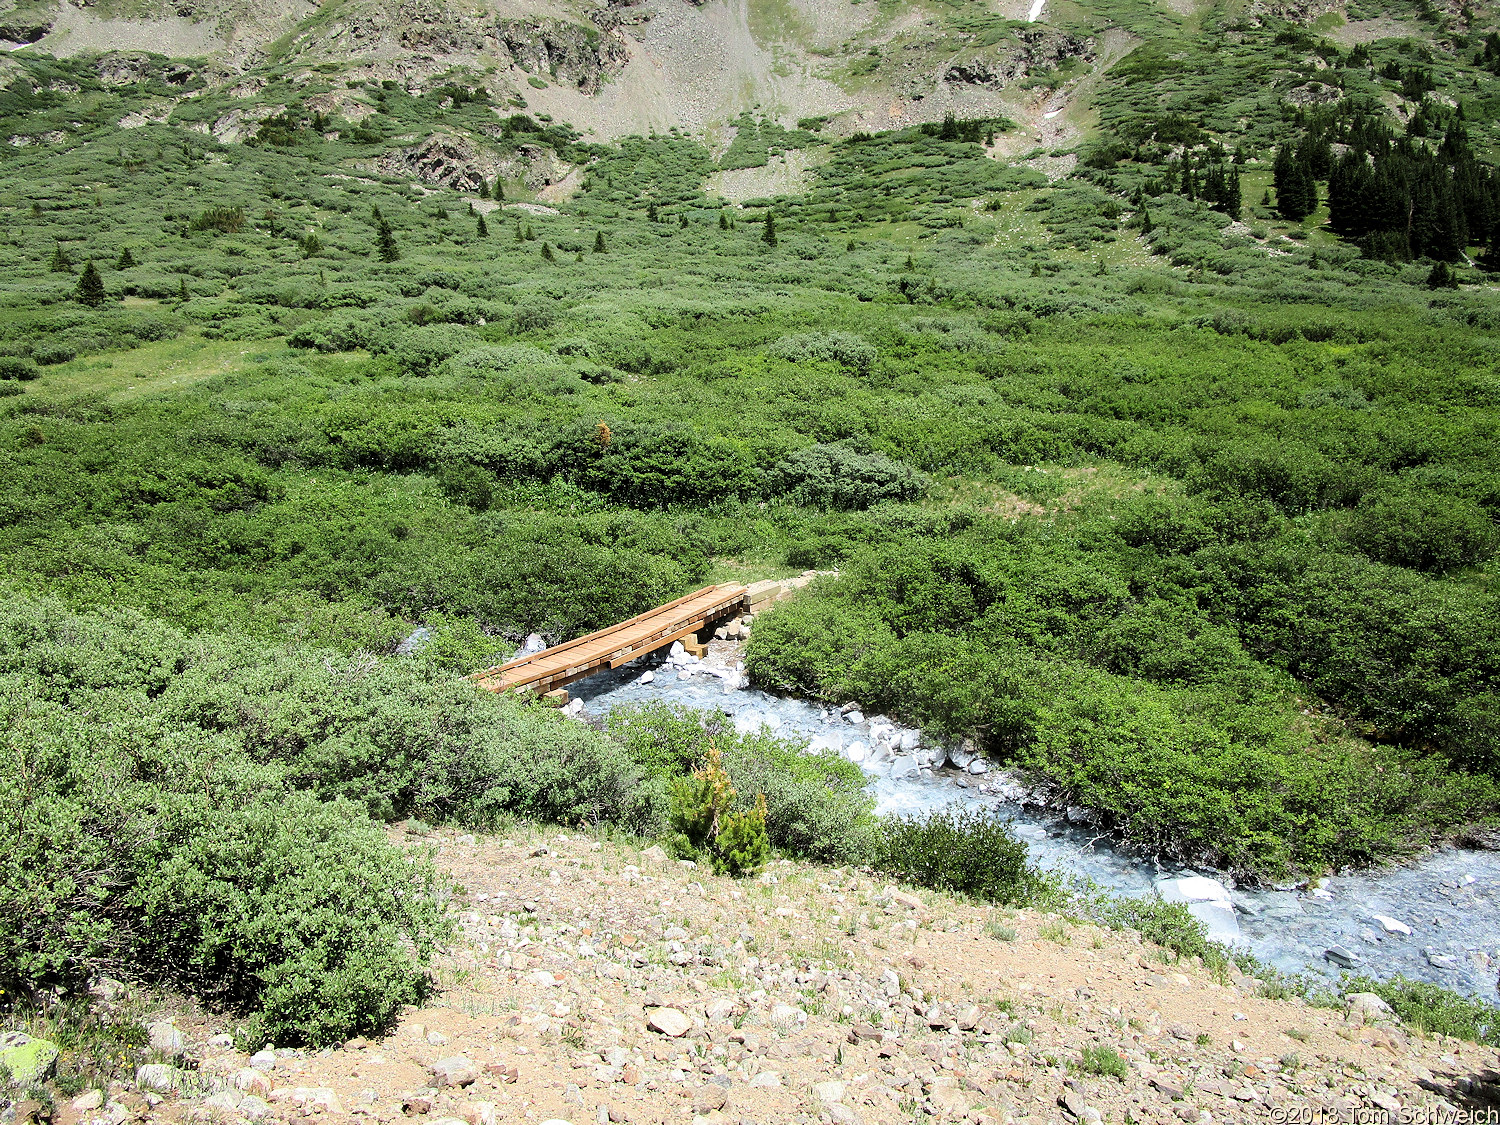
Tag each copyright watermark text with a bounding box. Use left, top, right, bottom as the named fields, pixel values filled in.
left=1268, top=1109, right=1499, bottom=1124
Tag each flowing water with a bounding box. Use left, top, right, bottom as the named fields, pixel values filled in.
left=572, top=652, right=1500, bottom=1003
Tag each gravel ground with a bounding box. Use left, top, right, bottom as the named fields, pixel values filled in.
left=82, top=826, right=1500, bottom=1125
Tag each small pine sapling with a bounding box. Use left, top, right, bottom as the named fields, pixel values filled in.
left=76, top=261, right=106, bottom=307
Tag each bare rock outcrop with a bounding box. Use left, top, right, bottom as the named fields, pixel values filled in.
left=943, top=30, right=1093, bottom=90
left=493, top=18, right=627, bottom=95
left=373, top=132, right=573, bottom=192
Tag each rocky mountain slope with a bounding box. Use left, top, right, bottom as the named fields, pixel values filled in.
left=54, top=826, right=1500, bottom=1125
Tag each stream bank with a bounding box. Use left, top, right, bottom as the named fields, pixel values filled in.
left=569, top=641, right=1500, bottom=1004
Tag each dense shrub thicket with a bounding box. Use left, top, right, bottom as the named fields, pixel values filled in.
left=0, top=597, right=887, bottom=1039
left=745, top=524, right=1500, bottom=877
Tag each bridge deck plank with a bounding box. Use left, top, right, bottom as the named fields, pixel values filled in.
left=469, top=583, right=748, bottom=694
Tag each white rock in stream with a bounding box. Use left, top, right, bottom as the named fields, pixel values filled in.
left=845, top=741, right=868, bottom=764
left=1157, top=876, right=1248, bottom=949
left=1373, top=914, right=1413, bottom=936
left=968, top=758, right=989, bottom=774
left=845, top=710, right=865, bottom=725
left=899, top=730, right=920, bottom=752
left=638, top=671, right=654, bottom=685
left=890, top=756, right=919, bottom=779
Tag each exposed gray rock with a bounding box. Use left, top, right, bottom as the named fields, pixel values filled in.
left=493, top=18, right=627, bottom=95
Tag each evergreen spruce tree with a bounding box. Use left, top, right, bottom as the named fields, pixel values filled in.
left=594, top=231, right=606, bottom=253
left=115, top=247, right=136, bottom=269
left=679, top=213, right=688, bottom=228
left=476, top=213, right=488, bottom=237
left=1274, top=145, right=1316, bottom=222
left=515, top=221, right=524, bottom=242
left=1426, top=259, right=1457, bottom=288
left=1140, top=206, right=1153, bottom=234
left=376, top=219, right=399, bottom=262
left=495, top=180, right=505, bottom=201
left=478, top=180, right=490, bottom=200
left=177, top=278, right=188, bottom=302
left=524, top=224, right=535, bottom=241
left=30, top=201, right=41, bottom=218
left=647, top=201, right=659, bottom=222
left=541, top=242, right=555, bottom=262
left=49, top=244, right=73, bottom=273
left=76, top=261, right=106, bottom=307
left=718, top=211, right=730, bottom=230
left=762, top=210, right=777, bottom=247
left=939, top=113, right=959, bottom=141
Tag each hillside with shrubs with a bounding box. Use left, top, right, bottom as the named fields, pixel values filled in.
left=2, top=0, right=1500, bottom=1104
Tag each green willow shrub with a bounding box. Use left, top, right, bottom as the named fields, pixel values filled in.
left=0, top=355, right=39, bottom=380
left=0, top=688, right=450, bottom=1046
left=743, top=595, right=894, bottom=698
left=877, top=808, right=1045, bottom=904
left=1345, top=488, right=1496, bottom=573
left=766, top=444, right=925, bottom=510
left=766, top=331, right=877, bottom=376
left=388, top=324, right=479, bottom=376
left=1343, top=976, right=1500, bottom=1045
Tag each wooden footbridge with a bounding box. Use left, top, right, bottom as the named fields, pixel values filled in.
left=469, top=582, right=754, bottom=697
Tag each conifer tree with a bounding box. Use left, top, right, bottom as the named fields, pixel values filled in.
left=495, top=180, right=505, bottom=201
left=376, top=219, right=399, bottom=262
left=178, top=278, right=188, bottom=302
left=1140, top=206, right=1153, bottom=234
left=76, top=261, right=105, bottom=307
left=524, top=224, right=535, bottom=241
left=647, top=202, right=659, bottom=222
left=49, top=244, right=73, bottom=273
left=476, top=213, right=488, bottom=237
left=762, top=210, right=777, bottom=247
left=1426, top=260, right=1457, bottom=288
left=478, top=180, right=490, bottom=200
left=541, top=242, right=555, bottom=262
left=115, top=247, right=136, bottom=269
left=1273, top=145, right=1316, bottom=222
left=594, top=231, right=606, bottom=253
left=718, top=211, right=730, bottom=230
left=679, top=213, right=688, bottom=228
left=515, top=221, right=524, bottom=243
